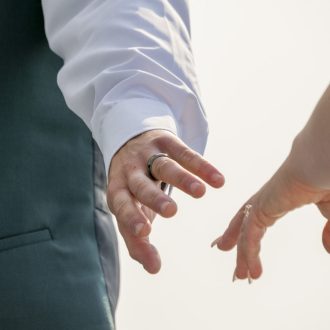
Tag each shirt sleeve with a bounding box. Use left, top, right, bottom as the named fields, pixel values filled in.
left=41, top=0, right=209, bottom=172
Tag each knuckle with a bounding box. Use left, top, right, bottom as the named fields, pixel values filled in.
left=122, top=162, right=139, bottom=178
left=135, top=178, right=161, bottom=208
left=154, top=133, right=173, bottom=149
left=177, top=172, right=189, bottom=187
left=170, top=167, right=191, bottom=190
left=148, top=190, right=162, bottom=208
left=180, top=147, right=194, bottom=161
left=134, top=178, right=149, bottom=196
left=175, top=176, right=190, bottom=193
left=180, top=148, right=199, bottom=166
left=152, top=157, right=171, bottom=178
left=107, top=184, right=120, bottom=212
left=254, top=207, right=274, bottom=228
left=114, top=196, right=130, bottom=220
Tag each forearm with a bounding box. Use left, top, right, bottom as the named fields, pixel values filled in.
left=287, top=84, right=330, bottom=189
left=41, top=0, right=208, bottom=172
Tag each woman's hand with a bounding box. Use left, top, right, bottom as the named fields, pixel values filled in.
left=108, top=130, right=224, bottom=274
left=212, top=158, right=330, bottom=282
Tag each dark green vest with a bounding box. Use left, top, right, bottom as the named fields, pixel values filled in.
left=0, top=2, right=119, bottom=329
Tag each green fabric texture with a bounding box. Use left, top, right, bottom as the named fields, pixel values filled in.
left=0, top=1, right=115, bottom=329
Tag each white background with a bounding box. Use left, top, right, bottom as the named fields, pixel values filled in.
left=117, top=1, right=330, bottom=329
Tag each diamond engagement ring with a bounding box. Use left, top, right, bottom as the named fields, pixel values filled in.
left=243, top=204, right=252, bottom=218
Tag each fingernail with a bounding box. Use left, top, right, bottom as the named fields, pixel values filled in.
left=211, top=173, right=223, bottom=183
left=232, top=270, right=237, bottom=282
left=211, top=236, right=222, bottom=248
left=190, top=182, right=202, bottom=194
left=134, top=223, right=145, bottom=236
left=160, top=201, right=171, bottom=214
left=247, top=271, right=253, bottom=285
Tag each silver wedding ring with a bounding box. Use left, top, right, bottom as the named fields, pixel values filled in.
left=147, top=153, right=172, bottom=195
left=147, top=153, right=169, bottom=181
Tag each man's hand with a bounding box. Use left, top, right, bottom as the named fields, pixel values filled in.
left=108, top=130, right=224, bottom=274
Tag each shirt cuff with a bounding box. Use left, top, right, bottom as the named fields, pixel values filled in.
left=91, top=98, right=179, bottom=175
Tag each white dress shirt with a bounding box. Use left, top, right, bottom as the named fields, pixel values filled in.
left=42, top=0, right=208, bottom=172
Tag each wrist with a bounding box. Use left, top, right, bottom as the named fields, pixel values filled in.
left=285, top=132, right=330, bottom=190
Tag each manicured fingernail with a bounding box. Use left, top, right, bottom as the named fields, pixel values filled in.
left=134, top=223, right=145, bottom=236
left=211, top=236, right=222, bottom=248
left=232, top=270, right=237, bottom=282
left=247, top=271, right=253, bottom=285
left=190, top=182, right=202, bottom=194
